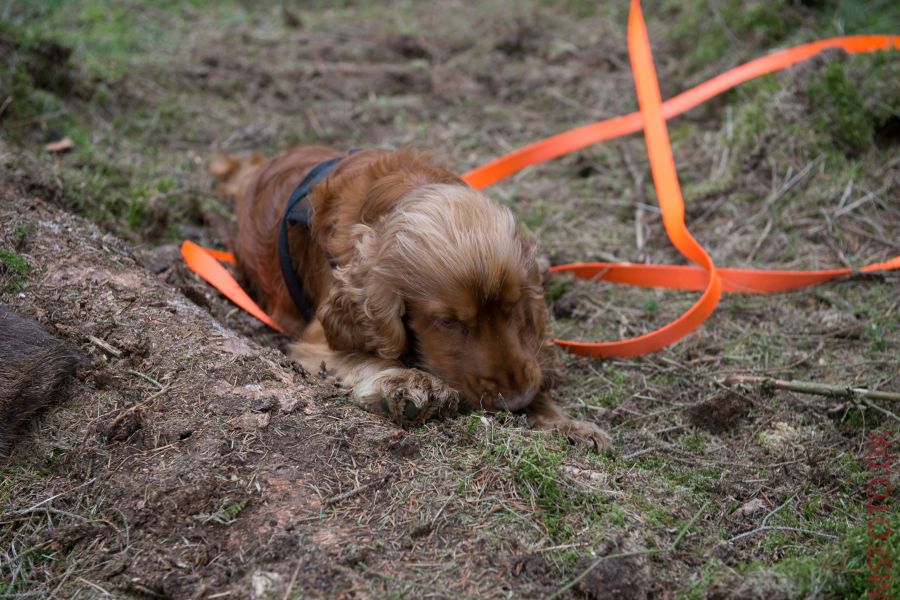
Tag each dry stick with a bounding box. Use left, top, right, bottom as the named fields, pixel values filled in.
left=75, top=577, right=112, bottom=597
left=323, top=475, right=390, bottom=507
left=429, top=495, right=454, bottom=530
left=728, top=525, right=837, bottom=543
left=621, top=141, right=647, bottom=254
left=860, top=400, right=900, bottom=426
left=754, top=154, right=825, bottom=220
left=723, top=375, right=900, bottom=402
left=86, top=335, right=122, bottom=358
left=281, top=559, right=303, bottom=600
left=106, top=385, right=172, bottom=432
left=728, top=491, right=837, bottom=544
left=15, top=477, right=98, bottom=513
left=746, top=217, right=773, bottom=263
left=728, top=525, right=838, bottom=543
left=127, top=369, right=164, bottom=390
left=0, top=506, right=89, bottom=524
left=548, top=501, right=710, bottom=600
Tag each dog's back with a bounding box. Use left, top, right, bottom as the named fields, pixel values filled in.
left=210, top=146, right=457, bottom=336
left=210, top=146, right=342, bottom=334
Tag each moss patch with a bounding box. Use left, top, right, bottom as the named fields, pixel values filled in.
left=0, top=249, right=31, bottom=294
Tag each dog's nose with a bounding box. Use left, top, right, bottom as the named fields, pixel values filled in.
left=493, top=388, right=536, bottom=412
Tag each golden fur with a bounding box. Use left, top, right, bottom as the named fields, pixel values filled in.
left=213, top=146, right=610, bottom=448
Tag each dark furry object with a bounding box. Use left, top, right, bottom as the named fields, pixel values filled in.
left=0, top=305, right=84, bottom=455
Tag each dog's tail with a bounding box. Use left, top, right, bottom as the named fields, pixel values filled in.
left=209, top=150, right=266, bottom=199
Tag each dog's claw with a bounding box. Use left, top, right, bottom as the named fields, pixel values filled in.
left=403, top=400, right=421, bottom=421
left=561, top=420, right=613, bottom=452
left=379, top=369, right=460, bottom=427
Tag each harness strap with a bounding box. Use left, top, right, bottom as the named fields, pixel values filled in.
left=278, top=156, right=344, bottom=322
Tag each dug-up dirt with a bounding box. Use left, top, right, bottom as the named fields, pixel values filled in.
left=0, top=162, right=577, bottom=598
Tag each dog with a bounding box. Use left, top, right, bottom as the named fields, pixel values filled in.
left=211, top=146, right=610, bottom=449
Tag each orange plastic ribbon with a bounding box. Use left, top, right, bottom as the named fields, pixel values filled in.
left=181, top=240, right=283, bottom=332
left=463, top=31, right=900, bottom=189
left=181, top=2, right=899, bottom=358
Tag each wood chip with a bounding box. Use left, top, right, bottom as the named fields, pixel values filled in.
left=45, top=137, right=74, bottom=153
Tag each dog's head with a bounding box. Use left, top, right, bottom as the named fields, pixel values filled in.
left=317, top=183, right=548, bottom=413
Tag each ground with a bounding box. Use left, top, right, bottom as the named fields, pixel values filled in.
left=1, top=0, right=899, bottom=598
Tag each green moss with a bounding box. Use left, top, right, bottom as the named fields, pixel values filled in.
left=832, top=0, right=900, bottom=34
left=476, top=431, right=612, bottom=543
left=11, top=221, right=33, bottom=249
left=514, top=447, right=573, bottom=536
left=215, top=498, right=248, bottom=524
left=809, top=60, right=874, bottom=155
left=0, top=249, right=31, bottom=294
left=750, top=511, right=900, bottom=598
left=641, top=502, right=677, bottom=528
left=0, top=25, right=78, bottom=144
left=663, top=0, right=806, bottom=75
left=592, top=390, right=618, bottom=409
left=679, top=432, right=706, bottom=453
left=683, top=508, right=900, bottom=598
left=546, top=278, right=573, bottom=302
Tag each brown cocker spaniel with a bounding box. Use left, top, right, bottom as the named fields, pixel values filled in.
left=212, top=146, right=610, bottom=449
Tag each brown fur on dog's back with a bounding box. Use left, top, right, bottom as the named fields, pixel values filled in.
left=213, top=147, right=459, bottom=337
left=209, top=150, right=266, bottom=199
left=0, top=306, right=83, bottom=455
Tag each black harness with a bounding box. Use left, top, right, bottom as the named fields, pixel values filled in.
left=278, top=156, right=344, bottom=322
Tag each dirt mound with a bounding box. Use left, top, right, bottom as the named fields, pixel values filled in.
left=0, top=171, right=557, bottom=598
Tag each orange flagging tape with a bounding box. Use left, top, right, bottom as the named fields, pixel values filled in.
left=181, top=240, right=282, bottom=332
left=181, top=1, right=899, bottom=358
left=462, top=32, right=900, bottom=189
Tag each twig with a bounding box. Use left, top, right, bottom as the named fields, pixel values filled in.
left=622, top=447, right=656, bottom=460
left=127, top=369, right=164, bottom=390
left=620, top=142, right=647, bottom=254
left=835, top=178, right=854, bottom=213
left=548, top=501, right=709, bottom=599
left=760, top=494, right=796, bottom=529
left=724, top=375, right=900, bottom=402
left=281, top=559, right=303, bottom=600
left=0, top=506, right=89, bottom=524
left=728, top=525, right=837, bottom=543
left=13, top=477, right=97, bottom=513
left=861, top=399, right=900, bottom=425
left=533, top=542, right=591, bottom=553
left=429, top=495, right=454, bottom=529
left=746, top=218, right=773, bottom=263
left=323, top=475, right=390, bottom=506
left=755, top=154, right=824, bottom=217
left=87, top=335, right=122, bottom=358
left=106, top=385, right=171, bottom=431
left=75, top=577, right=112, bottom=597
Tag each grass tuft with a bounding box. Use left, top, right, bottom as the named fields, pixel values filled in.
left=0, top=249, right=31, bottom=294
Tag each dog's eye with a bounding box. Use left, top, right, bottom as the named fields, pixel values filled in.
left=435, top=317, right=468, bottom=334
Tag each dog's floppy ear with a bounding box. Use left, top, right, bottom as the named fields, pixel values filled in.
left=316, top=227, right=406, bottom=360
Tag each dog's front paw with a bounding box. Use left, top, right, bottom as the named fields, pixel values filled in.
left=555, top=418, right=613, bottom=452
left=526, top=396, right=614, bottom=452
left=378, top=369, right=461, bottom=427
